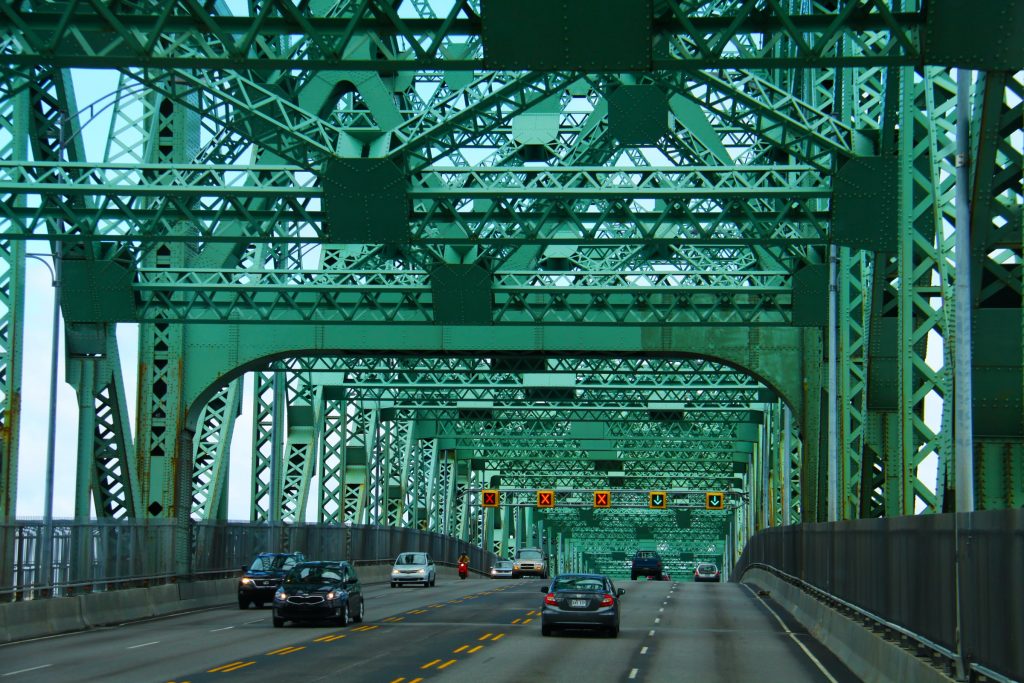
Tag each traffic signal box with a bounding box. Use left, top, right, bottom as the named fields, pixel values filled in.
left=593, top=490, right=611, bottom=508
left=705, top=491, right=725, bottom=510
left=648, top=491, right=667, bottom=509
left=536, top=490, right=555, bottom=508
left=481, top=489, right=500, bottom=508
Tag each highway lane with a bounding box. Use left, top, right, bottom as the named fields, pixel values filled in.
left=0, top=578, right=857, bottom=683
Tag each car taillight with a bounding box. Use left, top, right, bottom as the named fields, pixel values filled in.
left=544, top=593, right=558, bottom=606
left=600, top=594, right=615, bottom=607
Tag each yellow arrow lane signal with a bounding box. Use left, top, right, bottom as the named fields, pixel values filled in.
left=705, top=491, right=725, bottom=510
left=648, top=491, right=667, bottom=509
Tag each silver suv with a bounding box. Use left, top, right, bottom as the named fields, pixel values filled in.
left=513, top=547, right=547, bottom=578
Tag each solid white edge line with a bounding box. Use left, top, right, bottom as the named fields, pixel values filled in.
left=127, top=641, right=159, bottom=649
left=210, top=626, right=235, bottom=632
left=629, top=668, right=639, bottom=679
left=2, top=664, right=52, bottom=677
left=743, top=584, right=839, bottom=683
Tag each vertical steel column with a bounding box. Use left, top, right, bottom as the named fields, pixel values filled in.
left=828, top=243, right=839, bottom=522
left=269, top=373, right=285, bottom=524
left=954, top=69, right=975, bottom=514
left=782, top=406, right=792, bottom=526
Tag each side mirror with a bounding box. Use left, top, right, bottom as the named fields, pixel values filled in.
left=240, top=565, right=247, bottom=572
left=540, top=586, right=549, bottom=593
left=617, top=588, right=625, bottom=596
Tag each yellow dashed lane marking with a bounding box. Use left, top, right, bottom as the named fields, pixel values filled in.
left=314, top=634, right=347, bottom=642
left=468, top=645, right=483, bottom=653
left=437, top=659, right=457, bottom=670
left=352, top=625, right=379, bottom=632
left=492, top=633, right=506, bottom=641
left=429, top=604, right=445, bottom=608
left=383, top=616, right=405, bottom=622
left=421, top=659, right=442, bottom=670
left=522, top=618, right=533, bottom=624
left=407, top=609, right=428, bottom=614
left=208, top=661, right=255, bottom=673
left=266, top=646, right=305, bottom=656
left=479, top=633, right=493, bottom=641
left=511, top=618, right=521, bottom=624
left=454, top=645, right=469, bottom=653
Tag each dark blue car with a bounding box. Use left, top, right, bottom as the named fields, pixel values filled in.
left=238, top=552, right=304, bottom=609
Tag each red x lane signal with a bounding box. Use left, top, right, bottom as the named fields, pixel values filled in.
left=537, top=490, right=554, bottom=508
left=481, top=490, right=499, bottom=508
left=593, top=490, right=611, bottom=508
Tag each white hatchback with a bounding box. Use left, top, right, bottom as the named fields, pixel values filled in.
left=390, top=551, right=436, bottom=587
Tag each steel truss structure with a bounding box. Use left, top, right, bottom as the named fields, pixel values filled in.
left=0, top=1, right=1020, bottom=582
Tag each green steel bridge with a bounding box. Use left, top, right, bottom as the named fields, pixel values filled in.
left=0, top=0, right=1020, bottom=616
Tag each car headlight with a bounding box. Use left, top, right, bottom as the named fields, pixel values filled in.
left=513, top=563, right=521, bottom=570
left=391, top=569, right=400, bottom=576
left=240, top=577, right=253, bottom=585
left=325, top=591, right=336, bottom=601
left=275, top=591, right=287, bottom=601
left=414, top=568, right=425, bottom=574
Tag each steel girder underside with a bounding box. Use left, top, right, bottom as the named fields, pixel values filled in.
left=0, top=1, right=1021, bottom=579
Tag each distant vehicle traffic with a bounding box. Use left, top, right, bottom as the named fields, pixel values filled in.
left=390, top=551, right=436, bottom=587
left=541, top=573, right=625, bottom=638
left=273, top=561, right=364, bottom=627
left=513, top=547, right=547, bottom=578
left=631, top=550, right=663, bottom=581
left=238, top=552, right=305, bottom=609
left=489, top=560, right=514, bottom=578
left=694, top=562, right=721, bottom=582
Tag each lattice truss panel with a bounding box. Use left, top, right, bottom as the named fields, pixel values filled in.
left=0, top=0, right=1019, bottom=569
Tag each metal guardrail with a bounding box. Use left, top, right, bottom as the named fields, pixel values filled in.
left=1, top=520, right=499, bottom=601
left=733, top=509, right=1024, bottom=683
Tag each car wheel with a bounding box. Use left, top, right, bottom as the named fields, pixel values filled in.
left=430, top=576, right=436, bottom=587
left=390, top=582, right=397, bottom=588
left=254, top=601, right=264, bottom=609
left=608, top=625, right=619, bottom=638
left=272, top=616, right=284, bottom=628
left=630, top=574, right=637, bottom=581
left=337, top=602, right=350, bottom=627
left=353, top=598, right=364, bottom=623
left=238, top=597, right=249, bottom=610
left=541, top=624, right=552, bottom=637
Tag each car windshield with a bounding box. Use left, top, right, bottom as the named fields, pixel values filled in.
left=395, top=553, right=427, bottom=566
left=248, top=555, right=296, bottom=572
left=517, top=550, right=543, bottom=561
left=494, top=561, right=513, bottom=569
left=552, top=577, right=606, bottom=592
left=284, top=565, right=343, bottom=584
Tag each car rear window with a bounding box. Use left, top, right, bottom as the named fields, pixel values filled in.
left=553, top=577, right=605, bottom=592
left=635, top=551, right=658, bottom=559
left=698, top=564, right=718, bottom=572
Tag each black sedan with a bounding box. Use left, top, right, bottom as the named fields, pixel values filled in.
left=272, top=561, right=364, bottom=627
left=540, top=573, right=624, bottom=638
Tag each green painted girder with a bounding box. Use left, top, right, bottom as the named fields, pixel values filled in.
left=0, top=160, right=828, bottom=200
left=0, top=1, right=923, bottom=71
left=129, top=267, right=794, bottom=325
left=190, top=381, right=240, bottom=522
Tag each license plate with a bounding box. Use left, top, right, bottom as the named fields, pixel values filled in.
left=570, top=599, right=587, bottom=608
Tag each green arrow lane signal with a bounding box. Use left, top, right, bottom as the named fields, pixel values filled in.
left=705, top=491, right=725, bottom=510
left=649, top=491, right=667, bottom=509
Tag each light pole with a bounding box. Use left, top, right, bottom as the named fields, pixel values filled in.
left=25, top=252, right=60, bottom=597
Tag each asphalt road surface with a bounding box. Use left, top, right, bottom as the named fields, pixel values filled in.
left=0, top=578, right=858, bottom=683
